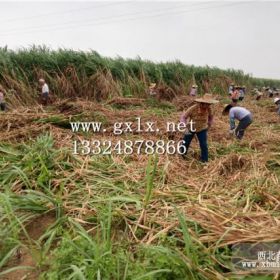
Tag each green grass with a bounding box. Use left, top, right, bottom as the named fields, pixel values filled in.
left=0, top=133, right=236, bottom=279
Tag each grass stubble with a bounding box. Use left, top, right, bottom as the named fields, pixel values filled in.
left=0, top=47, right=279, bottom=279
left=0, top=94, right=279, bottom=280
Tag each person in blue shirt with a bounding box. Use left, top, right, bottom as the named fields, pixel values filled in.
left=239, top=86, right=245, bottom=101
left=222, top=104, right=253, bottom=140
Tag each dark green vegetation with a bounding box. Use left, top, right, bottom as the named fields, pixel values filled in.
left=0, top=46, right=280, bottom=107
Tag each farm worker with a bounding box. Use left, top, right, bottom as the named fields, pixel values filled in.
left=179, top=93, right=219, bottom=162
left=0, top=89, right=6, bottom=111
left=39, top=78, right=49, bottom=105
left=272, top=87, right=278, bottom=96
left=264, top=87, right=270, bottom=97
left=148, top=83, right=157, bottom=96
left=255, top=90, right=263, bottom=101
left=189, top=84, right=198, bottom=97
left=231, top=86, right=239, bottom=104
left=268, top=88, right=273, bottom=98
left=228, top=83, right=234, bottom=96
left=222, top=104, right=253, bottom=140
left=274, top=97, right=280, bottom=115
left=238, top=87, right=245, bottom=101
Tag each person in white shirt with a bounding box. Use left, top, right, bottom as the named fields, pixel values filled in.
left=274, top=98, right=280, bottom=116
left=148, top=83, right=157, bottom=96
left=228, top=83, right=234, bottom=96
left=39, top=78, right=49, bottom=105
left=223, top=104, right=253, bottom=140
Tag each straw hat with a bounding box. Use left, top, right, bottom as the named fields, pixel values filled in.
left=149, top=83, right=156, bottom=89
left=192, top=84, right=198, bottom=88
left=274, top=97, right=280, bottom=104
left=222, top=104, right=233, bottom=115
left=39, top=78, right=45, bottom=83
left=195, top=93, right=219, bottom=104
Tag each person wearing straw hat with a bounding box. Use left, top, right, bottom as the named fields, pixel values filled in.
left=179, top=93, right=219, bottom=162
left=39, top=78, right=49, bottom=105
left=0, top=88, right=6, bottom=111
left=222, top=104, right=253, bottom=140
left=189, top=84, right=198, bottom=97
left=274, top=97, right=280, bottom=115
left=254, top=88, right=263, bottom=101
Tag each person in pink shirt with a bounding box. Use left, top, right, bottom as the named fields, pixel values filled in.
left=231, top=86, right=240, bottom=104
left=189, top=84, right=198, bottom=97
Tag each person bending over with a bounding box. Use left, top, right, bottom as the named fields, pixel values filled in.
left=223, top=104, right=253, bottom=140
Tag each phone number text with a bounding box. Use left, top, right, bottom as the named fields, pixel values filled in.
left=73, top=140, right=186, bottom=155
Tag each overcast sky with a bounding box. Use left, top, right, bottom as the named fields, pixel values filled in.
left=0, top=0, right=279, bottom=79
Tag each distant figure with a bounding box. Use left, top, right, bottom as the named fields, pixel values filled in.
left=231, top=86, right=240, bottom=104
left=0, top=89, right=6, bottom=111
left=189, top=84, right=198, bottom=97
left=39, top=78, right=49, bottom=105
left=228, top=83, right=234, bottom=96
left=264, top=87, right=271, bottom=98
left=268, top=87, right=273, bottom=98
left=274, top=97, right=280, bottom=115
left=223, top=104, right=253, bottom=140
left=238, top=86, right=245, bottom=101
left=148, top=83, right=157, bottom=96
left=272, top=87, right=277, bottom=96
left=252, top=88, right=262, bottom=101
left=255, top=90, right=263, bottom=101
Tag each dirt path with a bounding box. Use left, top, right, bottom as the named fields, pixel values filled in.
left=1, top=213, right=56, bottom=280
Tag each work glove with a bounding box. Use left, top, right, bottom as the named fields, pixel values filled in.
left=229, top=128, right=236, bottom=135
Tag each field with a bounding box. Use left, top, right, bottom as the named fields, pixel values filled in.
left=0, top=48, right=280, bottom=280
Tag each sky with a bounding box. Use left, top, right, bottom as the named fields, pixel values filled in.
left=0, top=0, right=279, bottom=79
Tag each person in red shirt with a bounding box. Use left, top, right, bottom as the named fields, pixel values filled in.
left=231, top=86, right=240, bottom=104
